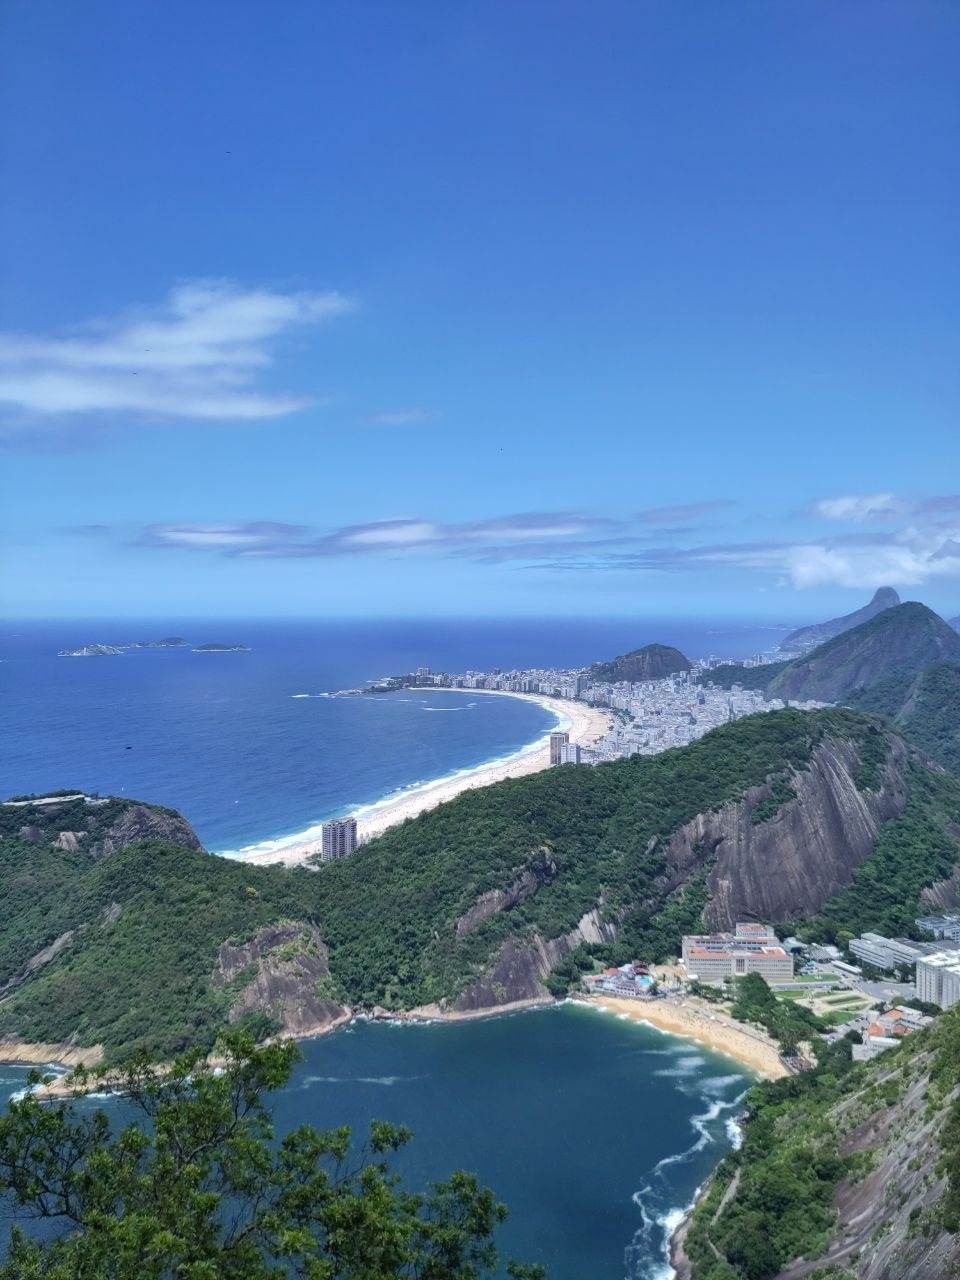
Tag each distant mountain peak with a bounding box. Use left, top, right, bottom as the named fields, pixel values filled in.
left=870, top=586, right=900, bottom=607
left=782, top=586, right=902, bottom=651
left=770, top=601, right=960, bottom=704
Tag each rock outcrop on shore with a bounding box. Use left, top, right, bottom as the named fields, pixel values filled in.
left=211, top=922, right=350, bottom=1038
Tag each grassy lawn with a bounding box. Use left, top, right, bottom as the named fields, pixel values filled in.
left=816, top=1009, right=864, bottom=1027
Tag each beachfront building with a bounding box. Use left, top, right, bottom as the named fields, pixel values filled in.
left=916, top=950, right=960, bottom=1009
left=320, top=817, right=358, bottom=862
left=558, top=742, right=581, bottom=765
left=549, top=731, right=570, bottom=765
left=682, top=922, right=793, bottom=984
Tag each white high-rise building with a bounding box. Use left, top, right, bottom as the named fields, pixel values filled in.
left=320, top=817, right=358, bottom=862
left=916, top=951, right=960, bottom=1008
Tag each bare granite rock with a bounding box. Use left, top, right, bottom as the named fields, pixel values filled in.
left=211, top=922, right=350, bottom=1038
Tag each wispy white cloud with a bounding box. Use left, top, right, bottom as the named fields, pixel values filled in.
left=0, top=280, right=352, bottom=423
left=361, top=409, right=436, bottom=426
left=528, top=525, right=960, bottom=589
left=812, top=493, right=902, bottom=521
left=812, top=492, right=960, bottom=523
left=141, top=521, right=307, bottom=550
left=129, top=511, right=615, bottom=559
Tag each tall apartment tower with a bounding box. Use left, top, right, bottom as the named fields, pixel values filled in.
left=549, top=731, right=570, bottom=765
left=320, top=816, right=358, bottom=862
left=559, top=742, right=581, bottom=765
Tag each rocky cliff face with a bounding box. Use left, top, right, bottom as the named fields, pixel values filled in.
left=98, top=803, right=203, bottom=855
left=211, top=922, right=349, bottom=1037
left=445, top=732, right=914, bottom=1012
left=452, top=907, right=618, bottom=1012
left=455, top=852, right=557, bottom=936
left=669, top=734, right=911, bottom=928
left=673, top=1022, right=960, bottom=1280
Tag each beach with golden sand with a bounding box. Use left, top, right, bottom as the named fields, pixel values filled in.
left=577, top=994, right=788, bottom=1080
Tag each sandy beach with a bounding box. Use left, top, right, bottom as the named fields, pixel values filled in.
left=229, top=690, right=613, bottom=867
left=577, top=995, right=788, bottom=1080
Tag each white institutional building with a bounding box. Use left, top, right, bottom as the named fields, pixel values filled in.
left=682, top=922, right=793, bottom=983
left=916, top=950, right=960, bottom=1009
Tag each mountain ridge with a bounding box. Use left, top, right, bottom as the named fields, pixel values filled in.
left=782, top=586, right=901, bottom=651
left=3, top=708, right=959, bottom=1062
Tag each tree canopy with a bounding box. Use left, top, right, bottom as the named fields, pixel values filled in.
left=0, top=1035, right=544, bottom=1280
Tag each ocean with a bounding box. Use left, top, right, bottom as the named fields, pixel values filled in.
left=0, top=1005, right=752, bottom=1280
left=0, top=616, right=786, bottom=852
left=0, top=616, right=779, bottom=1276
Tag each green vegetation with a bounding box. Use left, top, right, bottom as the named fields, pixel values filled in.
left=303, top=708, right=884, bottom=1011
left=685, top=1034, right=863, bottom=1280
left=802, top=766, right=960, bottom=943
left=0, top=837, right=311, bottom=1059
left=729, top=973, right=821, bottom=1053
left=751, top=775, right=796, bottom=824
left=700, top=607, right=960, bottom=776
left=589, top=642, right=691, bottom=683
left=698, top=661, right=789, bottom=691
left=0, top=1035, right=544, bottom=1280
left=849, top=659, right=960, bottom=774
left=687, top=1007, right=960, bottom=1279
left=766, top=603, right=960, bottom=704
left=3, top=707, right=959, bottom=1062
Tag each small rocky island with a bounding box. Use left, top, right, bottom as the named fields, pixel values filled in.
left=58, top=636, right=247, bottom=657
left=57, top=644, right=125, bottom=658
left=192, top=643, right=251, bottom=652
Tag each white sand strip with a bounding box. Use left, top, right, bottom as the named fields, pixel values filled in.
left=225, top=691, right=613, bottom=867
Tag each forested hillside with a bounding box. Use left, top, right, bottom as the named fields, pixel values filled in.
left=700, top=604, right=960, bottom=774
left=677, top=1003, right=960, bottom=1280
left=2, top=708, right=959, bottom=1063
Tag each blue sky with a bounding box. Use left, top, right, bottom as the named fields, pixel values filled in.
left=1, top=0, right=958, bottom=620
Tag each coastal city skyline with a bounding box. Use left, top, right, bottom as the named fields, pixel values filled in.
left=2, top=3, right=958, bottom=620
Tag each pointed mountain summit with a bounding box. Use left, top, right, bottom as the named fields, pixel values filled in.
left=769, top=602, right=960, bottom=703
left=782, top=586, right=901, bottom=652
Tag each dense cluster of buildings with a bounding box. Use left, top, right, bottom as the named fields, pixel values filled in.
left=850, top=1006, right=929, bottom=1061
left=364, top=656, right=824, bottom=764
left=681, top=923, right=794, bottom=983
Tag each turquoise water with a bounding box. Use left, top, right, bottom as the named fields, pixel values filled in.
left=0, top=1004, right=751, bottom=1278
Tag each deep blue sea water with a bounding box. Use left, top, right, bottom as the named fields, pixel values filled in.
left=0, top=1005, right=752, bottom=1280
left=1, top=616, right=778, bottom=1276
left=0, top=617, right=786, bottom=852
